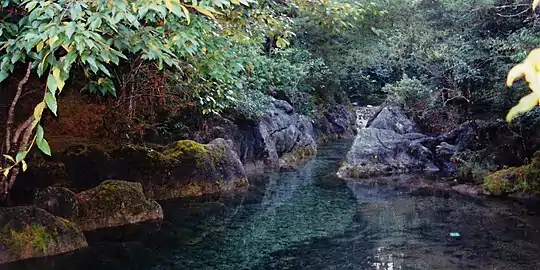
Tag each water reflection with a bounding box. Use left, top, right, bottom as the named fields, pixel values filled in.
left=4, top=139, right=540, bottom=270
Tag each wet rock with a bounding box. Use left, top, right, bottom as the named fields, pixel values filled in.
left=0, top=206, right=87, bottom=265
left=367, top=105, right=420, bottom=134
left=75, top=180, right=163, bottom=231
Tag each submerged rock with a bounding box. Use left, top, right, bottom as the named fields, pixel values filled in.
left=0, top=206, right=87, bottom=264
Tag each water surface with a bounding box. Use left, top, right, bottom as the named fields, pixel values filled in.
left=6, top=140, right=540, bottom=270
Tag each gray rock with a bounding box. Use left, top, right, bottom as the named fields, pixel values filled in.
left=367, top=105, right=420, bottom=134
left=314, top=104, right=357, bottom=141
left=256, top=99, right=317, bottom=169
left=0, top=206, right=87, bottom=265
left=338, top=128, right=439, bottom=178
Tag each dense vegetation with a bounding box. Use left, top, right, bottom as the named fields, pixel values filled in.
left=2, top=0, right=540, bottom=198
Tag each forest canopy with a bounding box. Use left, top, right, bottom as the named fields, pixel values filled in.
left=1, top=0, right=539, bottom=197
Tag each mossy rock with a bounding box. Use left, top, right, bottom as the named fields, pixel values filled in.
left=483, top=151, right=540, bottom=196
left=75, top=180, right=163, bottom=231
left=0, top=206, right=87, bottom=265
left=279, top=145, right=318, bottom=171
left=111, top=138, right=248, bottom=200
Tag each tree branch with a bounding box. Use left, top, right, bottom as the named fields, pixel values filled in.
left=4, top=62, right=32, bottom=154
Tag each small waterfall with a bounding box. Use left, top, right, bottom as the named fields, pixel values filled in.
left=355, top=104, right=380, bottom=132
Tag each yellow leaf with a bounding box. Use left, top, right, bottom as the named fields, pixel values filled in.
left=33, top=101, right=46, bottom=120
left=506, top=64, right=526, bottom=87
left=3, top=168, right=9, bottom=177
left=180, top=4, right=191, bottom=24
left=36, top=41, right=44, bottom=52
left=506, top=92, right=540, bottom=122
left=190, top=5, right=216, bottom=20
left=21, top=160, right=27, bottom=172
left=52, top=67, right=65, bottom=91
left=2, top=154, right=14, bottom=163
left=165, top=0, right=175, bottom=13
left=47, top=36, right=59, bottom=46
left=231, top=0, right=240, bottom=5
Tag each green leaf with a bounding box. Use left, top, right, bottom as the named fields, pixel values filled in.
left=46, top=73, right=57, bottom=94
left=65, top=22, right=76, bottom=39
left=36, top=124, right=44, bottom=145
left=15, top=151, right=27, bottom=163
left=45, top=92, right=58, bottom=116
left=38, top=138, right=51, bottom=156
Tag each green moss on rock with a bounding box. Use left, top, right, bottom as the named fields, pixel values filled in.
left=76, top=180, right=163, bottom=231
left=484, top=152, right=540, bottom=196
left=0, top=206, right=87, bottom=265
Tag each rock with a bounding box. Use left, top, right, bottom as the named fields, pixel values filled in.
left=257, top=99, right=317, bottom=169
left=0, top=206, right=87, bottom=265
left=338, top=128, right=439, bottom=178
left=314, top=104, right=357, bottom=141
left=112, top=138, right=249, bottom=200
left=75, top=180, right=163, bottom=231
left=367, top=105, right=420, bottom=134
left=356, top=105, right=380, bottom=129
left=33, top=182, right=163, bottom=232
left=34, top=187, right=79, bottom=219
left=451, top=184, right=487, bottom=196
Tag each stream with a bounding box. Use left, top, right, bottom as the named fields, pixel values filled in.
left=5, top=139, right=540, bottom=270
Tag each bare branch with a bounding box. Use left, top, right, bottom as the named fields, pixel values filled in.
left=4, top=62, right=33, bottom=154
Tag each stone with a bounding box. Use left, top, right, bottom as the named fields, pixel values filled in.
left=75, top=180, right=163, bottom=231
left=34, top=187, right=79, bottom=220
left=367, top=105, right=420, bottom=134
left=0, top=206, right=87, bottom=265
left=338, top=128, right=438, bottom=178
left=112, top=138, right=249, bottom=200
left=314, top=104, right=357, bottom=141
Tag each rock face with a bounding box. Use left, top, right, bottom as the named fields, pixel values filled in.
left=314, top=104, right=357, bottom=141
left=0, top=206, right=87, bottom=264
left=34, top=181, right=163, bottom=231
left=257, top=100, right=317, bottom=170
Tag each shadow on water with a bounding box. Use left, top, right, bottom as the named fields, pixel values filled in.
left=6, top=139, right=540, bottom=270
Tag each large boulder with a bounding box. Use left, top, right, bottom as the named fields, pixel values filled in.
left=337, top=128, right=438, bottom=178
left=367, top=105, right=420, bottom=134
left=34, top=181, right=163, bottom=232
left=0, top=206, right=87, bottom=264
left=314, top=104, right=357, bottom=141
left=257, top=99, right=317, bottom=169
left=112, top=138, right=249, bottom=200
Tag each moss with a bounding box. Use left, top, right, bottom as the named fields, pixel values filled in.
left=484, top=151, right=540, bottom=196
left=1, top=224, right=55, bottom=255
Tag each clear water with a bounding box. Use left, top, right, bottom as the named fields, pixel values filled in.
left=5, top=140, right=540, bottom=270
